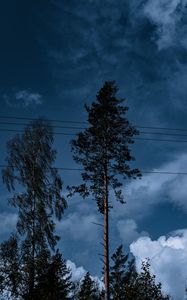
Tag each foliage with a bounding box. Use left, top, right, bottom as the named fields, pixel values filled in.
left=77, top=272, right=103, bottom=300
left=110, top=245, right=170, bottom=300
left=110, top=245, right=128, bottom=300
left=33, top=250, right=72, bottom=300
left=0, top=234, right=22, bottom=299
left=68, top=81, right=141, bottom=213
left=1, top=119, right=67, bottom=299
left=131, top=259, right=170, bottom=300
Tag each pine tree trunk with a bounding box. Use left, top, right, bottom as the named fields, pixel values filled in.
left=104, top=170, right=110, bottom=300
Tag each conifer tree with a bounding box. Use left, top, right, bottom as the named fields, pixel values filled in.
left=69, top=81, right=141, bottom=299
left=133, top=259, right=170, bottom=300
left=110, top=245, right=128, bottom=300
left=77, top=272, right=102, bottom=300
left=1, top=119, right=67, bottom=300
left=34, top=250, right=72, bottom=300
left=110, top=246, right=170, bottom=300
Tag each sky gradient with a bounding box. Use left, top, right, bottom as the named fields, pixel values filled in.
left=1, top=1, right=187, bottom=299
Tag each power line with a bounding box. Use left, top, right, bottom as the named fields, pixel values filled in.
left=140, top=131, right=187, bottom=138
left=0, top=115, right=87, bottom=124
left=134, top=137, right=187, bottom=143
left=1, top=115, right=187, bottom=133
left=137, top=125, right=187, bottom=132
left=2, top=121, right=187, bottom=138
left=1, top=128, right=187, bottom=143
left=0, top=128, right=75, bottom=136
left=0, top=164, right=187, bottom=175
left=0, top=121, right=86, bottom=130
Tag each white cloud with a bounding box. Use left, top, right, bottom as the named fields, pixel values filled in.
left=112, top=153, right=187, bottom=220
left=130, top=229, right=187, bottom=300
left=0, top=213, right=17, bottom=236
left=66, top=260, right=86, bottom=282
left=144, top=0, right=187, bottom=49
left=67, top=260, right=104, bottom=289
left=15, top=90, right=42, bottom=106
left=56, top=212, right=100, bottom=242
left=4, top=89, right=43, bottom=107
left=117, top=219, right=148, bottom=244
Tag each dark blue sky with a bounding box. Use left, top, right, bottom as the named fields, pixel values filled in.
left=1, top=1, right=187, bottom=298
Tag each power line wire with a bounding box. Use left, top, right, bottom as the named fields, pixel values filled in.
left=140, top=131, right=187, bottom=138
left=0, top=128, right=75, bottom=136
left=1, top=115, right=187, bottom=132
left=1, top=128, right=187, bottom=142
left=136, top=125, right=187, bottom=132
left=2, top=121, right=187, bottom=138
left=134, top=137, right=187, bottom=143
left=0, top=121, right=86, bottom=130
left=0, top=115, right=87, bottom=124
left=0, top=164, right=187, bottom=175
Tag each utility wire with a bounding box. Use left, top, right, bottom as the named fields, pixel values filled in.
left=0, top=115, right=87, bottom=124
left=0, top=164, right=187, bottom=175
left=1, top=115, right=187, bottom=132
left=134, top=137, right=187, bottom=143
left=0, top=128, right=75, bottom=136
left=1, top=128, right=187, bottom=143
left=137, top=125, right=187, bottom=132
left=0, top=121, right=86, bottom=130
left=2, top=121, right=187, bottom=138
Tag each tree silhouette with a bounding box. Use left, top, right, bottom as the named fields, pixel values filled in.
left=133, top=259, right=170, bottom=300
left=110, top=245, right=128, bottom=300
left=34, top=250, right=72, bottom=300
left=77, top=272, right=102, bottom=300
left=0, top=234, right=22, bottom=299
left=69, top=81, right=141, bottom=299
left=110, top=246, right=170, bottom=300
left=1, top=119, right=67, bottom=299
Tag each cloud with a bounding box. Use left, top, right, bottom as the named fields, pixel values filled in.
left=4, top=89, right=43, bottom=108
left=144, top=0, right=187, bottom=49
left=130, top=229, right=187, bottom=300
left=56, top=212, right=100, bottom=243
left=117, top=219, right=148, bottom=244
left=66, top=260, right=86, bottom=282
left=15, top=90, right=42, bottom=106
left=67, top=259, right=104, bottom=289
left=112, top=153, right=187, bottom=220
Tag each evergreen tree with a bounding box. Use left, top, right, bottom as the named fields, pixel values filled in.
left=77, top=272, right=102, bottom=300
left=132, top=259, right=170, bottom=300
left=69, top=81, right=141, bottom=300
left=110, top=246, right=170, bottom=300
left=110, top=245, right=128, bottom=300
left=1, top=119, right=67, bottom=299
left=34, top=250, right=72, bottom=300
left=122, top=258, right=139, bottom=300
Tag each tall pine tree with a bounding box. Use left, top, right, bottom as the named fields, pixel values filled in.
left=69, top=81, right=141, bottom=299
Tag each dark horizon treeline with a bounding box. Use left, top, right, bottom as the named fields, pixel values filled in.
left=0, top=82, right=172, bottom=299
left=0, top=238, right=170, bottom=299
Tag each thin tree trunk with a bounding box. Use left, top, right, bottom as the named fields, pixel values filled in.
left=30, top=157, right=36, bottom=300
left=29, top=191, right=36, bottom=300
left=104, top=170, right=110, bottom=300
